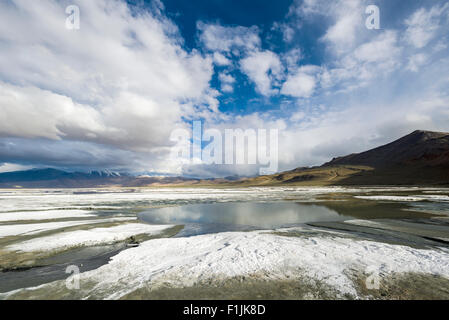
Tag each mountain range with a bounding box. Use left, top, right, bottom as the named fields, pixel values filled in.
left=237, top=130, right=449, bottom=186
left=0, top=168, right=200, bottom=188
left=0, top=130, right=448, bottom=188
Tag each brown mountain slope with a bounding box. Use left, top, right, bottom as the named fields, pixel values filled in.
left=235, top=130, right=449, bottom=186
left=325, top=130, right=449, bottom=168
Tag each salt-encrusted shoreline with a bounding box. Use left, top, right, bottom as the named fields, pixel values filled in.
left=3, top=226, right=448, bottom=300
left=0, top=217, right=137, bottom=238
left=5, top=223, right=174, bottom=253
left=0, top=209, right=96, bottom=222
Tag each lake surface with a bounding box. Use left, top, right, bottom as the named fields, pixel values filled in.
left=139, top=202, right=353, bottom=236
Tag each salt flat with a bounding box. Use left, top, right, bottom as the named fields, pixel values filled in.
left=2, top=226, right=448, bottom=300
left=0, top=209, right=96, bottom=222
left=1, top=187, right=449, bottom=300
left=0, top=217, right=136, bottom=238
left=6, top=223, right=174, bottom=253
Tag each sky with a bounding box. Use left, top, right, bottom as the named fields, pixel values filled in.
left=0, top=0, right=448, bottom=177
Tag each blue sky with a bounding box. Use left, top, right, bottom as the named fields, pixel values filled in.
left=0, top=0, right=448, bottom=177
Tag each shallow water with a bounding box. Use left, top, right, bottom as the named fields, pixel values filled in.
left=139, top=202, right=352, bottom=236
left=0, top=244, right=124, bottom=293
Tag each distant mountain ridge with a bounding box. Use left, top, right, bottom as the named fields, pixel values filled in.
left=0, top=168, right=200, bottom=188
left=324, top=130, right=449, bottom=168
left=0, top=168, right=123, bottom=183
left=1, top=130, right=448, bottom=188
left=235, top=130, right=449, bottom=186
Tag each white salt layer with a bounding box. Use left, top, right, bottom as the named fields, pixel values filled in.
left=0, top=217, right=136, bottom=238
left=40, top=228, right=449, bottom=300
left=6, top=223, right=174, bottom=253
left=0, top=210, right=96, bottom=222
left=355, top=195, right=449, bottom=202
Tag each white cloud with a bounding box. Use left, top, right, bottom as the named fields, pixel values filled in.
left=283, top=48, right=303, bottom=70
left=291, top=0, right=365, bottom=54
left=218, top=72, right=236, bottom=93
left=220, top=84, right=233, bottom=94
left=198, top=22, right=261, bottom=53
left=404, top=4, right=449, bottom=48
left=291, top=111, right=306, bottom=122
left=353, top=31, right=400, bottom=63
left=320, top=30, right=402, bottom=91
left=407, top=53, right=428, bottom=72
left=0, top=0, right=230, bottom=175
left=272, top=22, right=295, bottom=43
left=218, top=73, right=235, bottom=84
left=323, top=6, right=363, bottom=52
left=212, top=52, right=232, bottom=66
left=0, top=163, right=33, bottom=173
left=240, top=50, right=283, bottom=96
left=0, top=0, right=217, bottom=173
left=281, top=65, right=320, bottom=98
